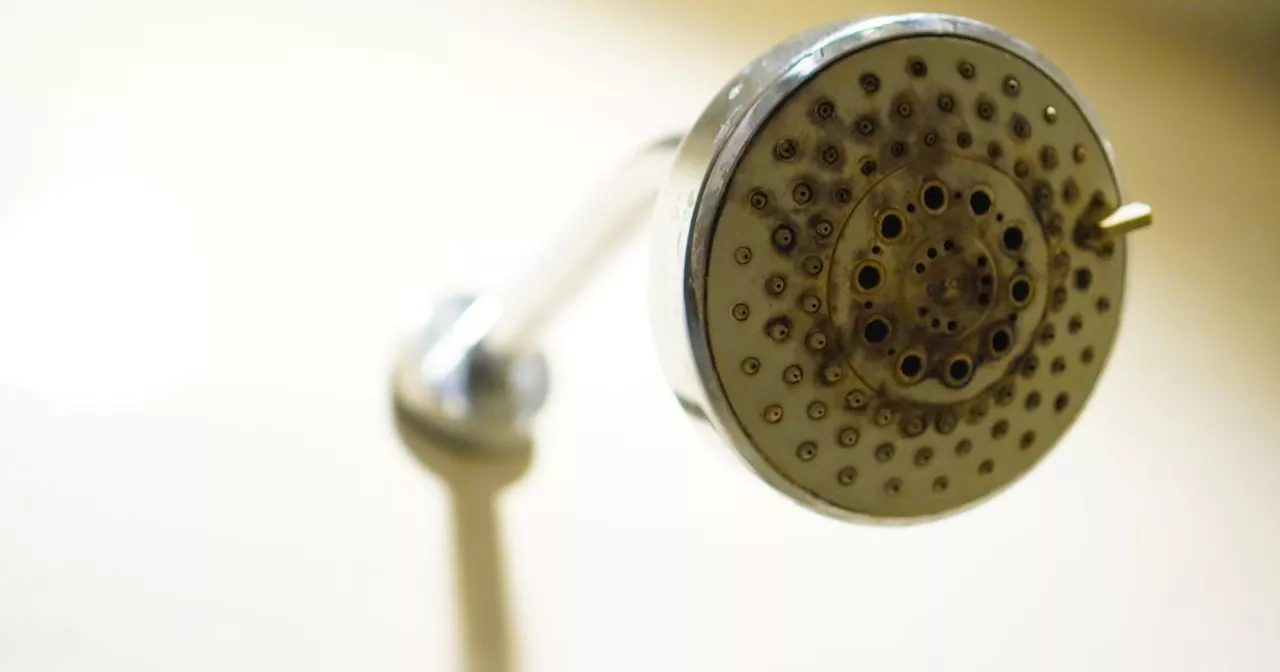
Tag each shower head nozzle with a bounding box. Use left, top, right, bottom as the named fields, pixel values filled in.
left=649, top=14, right=1149, bottom=522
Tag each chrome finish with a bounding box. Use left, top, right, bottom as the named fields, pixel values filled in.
left=394, top=136, right=680, bottom=451
left=393, top=294, right=550, bottom=452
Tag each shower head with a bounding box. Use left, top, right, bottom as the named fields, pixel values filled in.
left=648, top=14, right=1148, bottom=521
left=394, top=13, right=1150, bottom=523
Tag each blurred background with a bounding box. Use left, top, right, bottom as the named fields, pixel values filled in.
left=0, top=0, right=1277, bottom=670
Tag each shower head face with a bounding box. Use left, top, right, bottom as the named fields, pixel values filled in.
left=653, top=15, right=1127, bottom=522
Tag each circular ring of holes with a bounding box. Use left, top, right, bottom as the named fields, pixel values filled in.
left=969, top=187, right=994, bottom=217
left=792, top=182, right=813, bottom=205
left=862, top=316, right=892, bottom=345
left=772, top=224, right=797, bottom=253
left=1009, top=274, right=1034, bottom=307
left=987, top=324, right=1014, bottom=358
left=895, top=349, right=927, bottom=385
left=813, top=99, right=835, bottom=121
left=919, top=181, right=948, bottom=213
left=853, top=260, right=886, bottom=293
left=1001, top=224, right=1025, bottom=254
left=943, top=354, right=975, bottom=388
left=774, top=139, right=798, bottom=161
left=876, top=209, right=907, bottom=243
left=800, top=293, right=821, bottom=314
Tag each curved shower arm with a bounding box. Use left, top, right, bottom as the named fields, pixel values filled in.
left=484, top=133, right=684, bottom=358
left=393, top=133, right=684, bottom=451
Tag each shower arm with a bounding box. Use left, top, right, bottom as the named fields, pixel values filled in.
left=484, top=134, right=684, bottom=359
left=393, top=133, right=684, bottom=451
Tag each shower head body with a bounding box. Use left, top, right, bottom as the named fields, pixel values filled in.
left=649, top=14, right=1141, bottom=521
